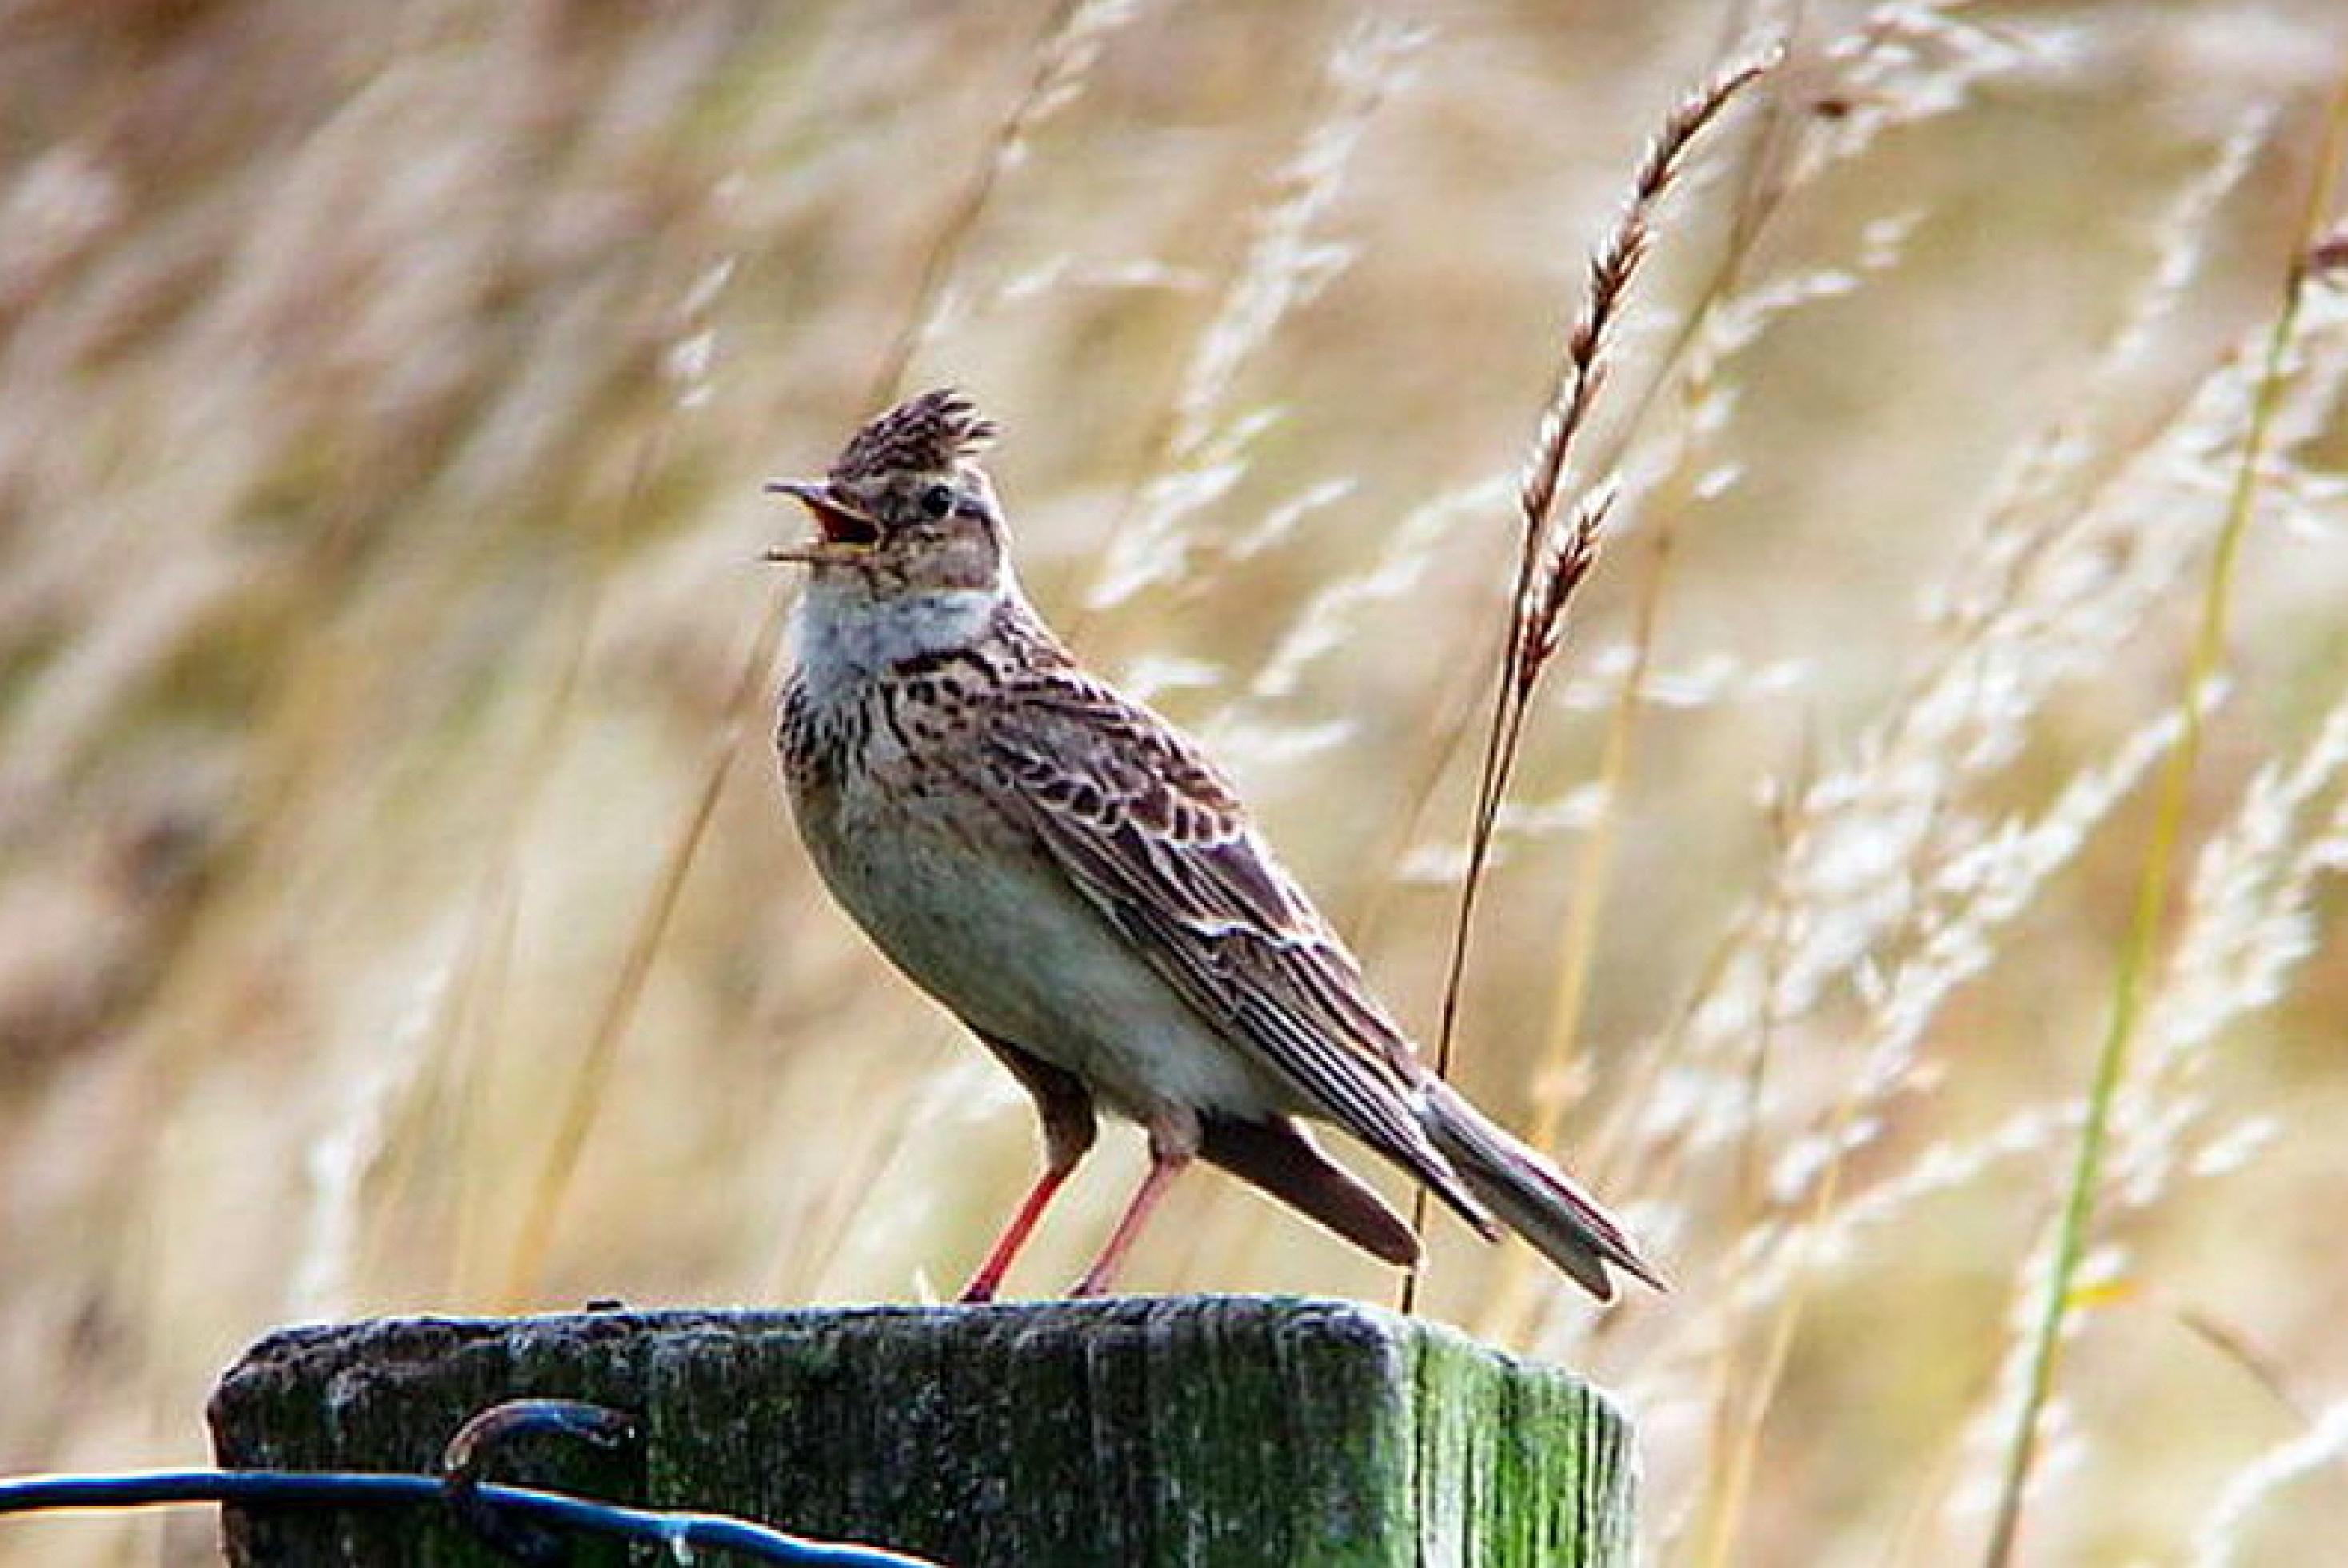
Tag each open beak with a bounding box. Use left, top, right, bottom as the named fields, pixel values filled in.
left=764, top=478, right=880, bottom=564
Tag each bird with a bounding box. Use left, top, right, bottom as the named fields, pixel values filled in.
left=767, top=388, right=1662, bottom=1303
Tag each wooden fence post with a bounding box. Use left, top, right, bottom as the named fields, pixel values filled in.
left=209, top=1295, right=1634, bottom=1566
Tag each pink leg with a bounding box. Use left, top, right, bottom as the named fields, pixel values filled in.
left=1070, top=1148, right=1192, bottom=1298
left=960, top=1163, right=1077, bottom=1304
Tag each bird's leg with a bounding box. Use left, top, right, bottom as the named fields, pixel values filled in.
left=960, top=1034, right=1097, bottom=1304
left=960, top=1158, right=1078, bottom=1304
left=1070, top=1120, right=1197, bottom=1298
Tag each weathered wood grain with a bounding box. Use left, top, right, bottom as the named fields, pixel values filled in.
left=209, top=1296, right=1633, bottom=1566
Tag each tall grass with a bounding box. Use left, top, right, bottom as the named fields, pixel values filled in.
left=2, top=3, right=2346, bottom=1566
left=1412, top=47, right=1776, bottom=1315
left=1983, top=68, right=2348, bottom=1563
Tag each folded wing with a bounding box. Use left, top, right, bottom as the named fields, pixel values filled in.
left=980, top=668, right=1494, bottom=1235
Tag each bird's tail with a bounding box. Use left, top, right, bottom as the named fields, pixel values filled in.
left=1417, top=1079, right=1665, bottom=1303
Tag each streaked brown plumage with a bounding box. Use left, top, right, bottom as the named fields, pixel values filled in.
left=769, top=389, right=1661, bottom=1303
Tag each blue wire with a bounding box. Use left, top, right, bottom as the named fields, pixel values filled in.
left=0, top=1468, right=940, bottom=1566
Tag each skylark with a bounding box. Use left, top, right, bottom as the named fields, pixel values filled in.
left=769, top=389, right=1661, bottom=1303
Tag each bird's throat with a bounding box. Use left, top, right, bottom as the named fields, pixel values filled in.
left=792, top=580, right=1007, bottom=695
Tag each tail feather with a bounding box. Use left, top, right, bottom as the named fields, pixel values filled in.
left=1199, top=1113, right=1423, bottom=1267
left=1418, top=1080, right=1664, bottom=1303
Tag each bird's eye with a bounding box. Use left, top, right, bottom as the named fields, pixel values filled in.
left=918, top=483, right=956, bottom=519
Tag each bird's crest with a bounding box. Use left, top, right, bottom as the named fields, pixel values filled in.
left=830, top=388, right=999, bottom=482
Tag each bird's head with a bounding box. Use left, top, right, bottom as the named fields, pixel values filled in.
left=767, top=388, right=1010, bottom=598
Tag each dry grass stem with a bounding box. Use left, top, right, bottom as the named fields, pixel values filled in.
left=1436, top=48, right=1776, bottom=1071
left=1079, top=17, right=1430, bottom=622
left=866, top=0, right=1150, bottom=405
left=1401, top=47, right=1774, bottom=1315
left=1981, top=67, right=2348, bottom=1567
left=497, top=602, right=786, bottom=1306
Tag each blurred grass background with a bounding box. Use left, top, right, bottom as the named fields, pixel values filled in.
left=4, top=0, right=2346, bottom=1562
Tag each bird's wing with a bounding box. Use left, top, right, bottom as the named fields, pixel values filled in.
left=980, top=665, right=1487, bottom=1225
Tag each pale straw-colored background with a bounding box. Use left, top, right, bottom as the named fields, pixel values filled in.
left=4, top=1, right=2346, bottom=1562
